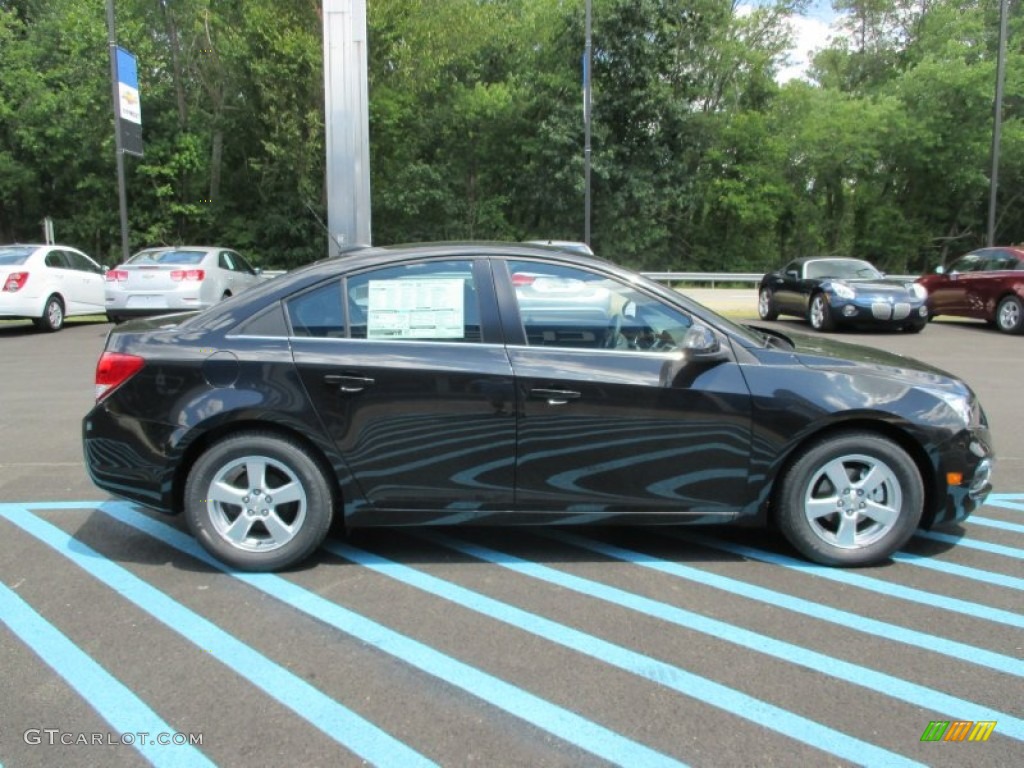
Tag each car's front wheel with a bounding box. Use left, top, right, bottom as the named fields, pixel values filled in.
left=757, top=288, right=779, bottom=321
left=807, top=293, right=835, bottom=332
left=995, top=295, right=1024, bottom=334
left=775, top=431, right=923, bottom=566
left=184, top=432, right=334, bottom=571
left=33, top=295, right=64, bottom=332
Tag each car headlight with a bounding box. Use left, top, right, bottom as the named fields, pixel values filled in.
left=924, top=388, right=976, bottom=427
left=831, top=282, right=856, bottom=300
left=910, top=283, right=927, bottom=299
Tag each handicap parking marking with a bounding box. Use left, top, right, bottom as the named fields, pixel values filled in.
left=986, top=493, right=1024, bottom=512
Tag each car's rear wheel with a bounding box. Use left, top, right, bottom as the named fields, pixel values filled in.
left=807, top=293, right=835, bottom=332
left=757, top=288, right=779, bottom=320
left=775, top=431, right=923, bottom=566
left=995, top=295, right=1024, bottom=334
left=184, top=432, right=334, bottom=571
left=33, top=295, right=64, bottom=332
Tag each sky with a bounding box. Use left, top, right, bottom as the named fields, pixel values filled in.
left=742, top=1, right=845, bottom=83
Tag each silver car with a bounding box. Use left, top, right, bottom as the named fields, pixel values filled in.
left=105, top=246, right=263, bottom=322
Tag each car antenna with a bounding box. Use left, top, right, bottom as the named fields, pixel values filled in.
left=304, top=201, right=349, bottom=254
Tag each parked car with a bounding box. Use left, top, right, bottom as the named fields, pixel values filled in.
left=916, top=246, right=1024, bottom=334
left=104, top=246, right=262, bottom=323
left=758, top=257, right=929, bottom=332
left=83, top=243, right=993, bottom=572
left=524, top=240, right=595, bottom=256
left=0, top=244, right=106, bottom=331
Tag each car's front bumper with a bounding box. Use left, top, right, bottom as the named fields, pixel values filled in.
left=929, top=424, right=994, bottom=527
left=829, top=297, right=929, bottom=326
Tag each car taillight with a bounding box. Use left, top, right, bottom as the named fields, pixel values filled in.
left=95, top=352, right=145, bottom=402
left=106, top=269, right=129, bottom=282
left=3, top=272, right=28, bottom=292
left=170, top=269, right=205, bottom=282
left=511, top=273, right=536, bottom=286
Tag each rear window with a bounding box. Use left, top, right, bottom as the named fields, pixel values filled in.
left=0, top=247, right=33, bottom=266
left=128, top=249, right=206, bottom=265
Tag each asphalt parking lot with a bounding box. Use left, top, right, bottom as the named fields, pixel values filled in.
left=1, top=305, right=1021, bottom=767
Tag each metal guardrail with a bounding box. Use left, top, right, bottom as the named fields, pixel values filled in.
left=641, top=272, right=762, bottom=287
left=641, top=272, right=918, bottom=287
left=261, top=269, right=917, bottom=287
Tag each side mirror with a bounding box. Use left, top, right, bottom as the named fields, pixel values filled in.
left=934, top=265, right=946, bottom=275
left=682, top=324, right=725, bottom=359
left=786, top=270, right=799, bottom=280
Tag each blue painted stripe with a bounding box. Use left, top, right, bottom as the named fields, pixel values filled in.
left=966, top=516, right=1024, bottom=534
left=94, top=502, right=686, bottom=768
left=327, top=540, right=927, bottom=767
left=415, top=531, right=1024, bottom=742
left=683, top=533, right=1024, bottom=629
left=915, top=530, right=1024, bottom=558
left=982, top=495, right=1024, bottom=511
left=535, top=530, right=1024, bottom=677
left=891, top=551, right=1024, bottom=591
left=0, top=582, right=213, bottom=768
left=0, top=507, right=436, bottom=768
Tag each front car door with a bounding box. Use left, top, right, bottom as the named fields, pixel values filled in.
left=495, top=257, right=754, bottom=518
left=772, top=260, right=806, bottom=314
left=63, top=249, right=106, bottom=313
left=290, top=258, right=516, bottom=524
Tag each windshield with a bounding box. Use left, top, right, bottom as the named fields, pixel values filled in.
left=807, top=259, right=882, bottom=280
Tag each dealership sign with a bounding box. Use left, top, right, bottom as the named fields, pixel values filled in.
left=115, top=46, right=143, bottom=156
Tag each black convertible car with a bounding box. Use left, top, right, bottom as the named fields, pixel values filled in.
left=758, top=256, right=930, bottom=332
left=83, top=243, right=993, bottom=571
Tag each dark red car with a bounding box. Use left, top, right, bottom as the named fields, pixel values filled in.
left=917, top=246, right=1024, bottom=334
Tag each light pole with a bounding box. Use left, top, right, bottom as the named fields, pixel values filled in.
left=584, top=0, right=592, bottom=246
left=988, top=0, right=1009, bottom=246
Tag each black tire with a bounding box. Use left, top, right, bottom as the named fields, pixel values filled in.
left=106, top=312, right=122, bottom=324
left=774, top=431, right=923, bottom=566
left=34, top=295, right=64, bottom=332
left=807, top=292, right=835, bottom=332
left=184, top=431, right=334, bottom=571
left=757, top=287, right=779, bottom=321
left=995, top=295, right=1024, bottom=334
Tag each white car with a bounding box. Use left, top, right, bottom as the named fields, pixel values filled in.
left=0, top=244, right=106, bottom=331
left=104, top=246, right=263, bottom=322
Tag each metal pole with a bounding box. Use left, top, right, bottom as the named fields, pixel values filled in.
left=106, top=0, right=131, bottom=263
left=988, top=0, right=1009, bottom=247
left=584, top=0, right=592, bottom=246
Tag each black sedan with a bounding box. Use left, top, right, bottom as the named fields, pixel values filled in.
left=758, top=257, right=930, bottom=332
left=83, top=243, right=993, bottom=571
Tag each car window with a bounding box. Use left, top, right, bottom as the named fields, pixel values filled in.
left=130, top=249, right=205, bottom=266
left=233, top=252, right=257, bottom=275
left=948, top=253, right=984, bottom=273
left=0, top=247, right=33, bottom=265
left=218, top=252, right=235, bottom=271
left=65, top=250, right=102, bottom=274
left=347, top=260, right=480, bottom=342
left=986, top=252, right=1018, bottom=271
left=287, top=280, right=346, bottom=338
left=44, top=251, right=69, bottom=269
left=507, top=260, right=692, bottom=351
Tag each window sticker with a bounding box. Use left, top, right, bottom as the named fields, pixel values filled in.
left=367, top=278, right=465, bottom=339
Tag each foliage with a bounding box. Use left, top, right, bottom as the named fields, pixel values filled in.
left=0, top=0, right=1021, bottom=273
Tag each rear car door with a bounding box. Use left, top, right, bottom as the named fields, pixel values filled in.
left=290, top=258, right=516, bottom=522
left=496, top=258, right=754, bottom=516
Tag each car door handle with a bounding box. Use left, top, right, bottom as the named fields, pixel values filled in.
left=530, top=387, right=581, bottom=405
left=323, top=374, right=375, bottom=393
